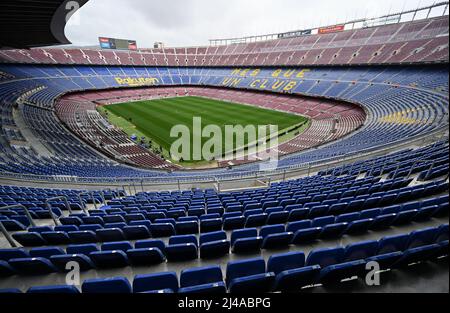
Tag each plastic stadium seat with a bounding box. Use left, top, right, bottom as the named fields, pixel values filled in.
left=393, top=210, right=419, bottom=225
left=50, top=254, right=95, bottom=272
left=175, top=221, right=199, bottom=235
left=0, top=248, right=30, bottom=261
left=320, top=223, right=348, bottom=238
left=369, top=214, right=397, bottom=230
left=27, top=285, right=80, bottom=294
left=12, top=232, right=47, bottom=247
left=231, top=228, right=262, bottom=253
left=180, top=266, right=224, bottom=288
left=135, top=239, right=166, bottom=254
left=166, top=244, right=198, bottom=261
left=178, top=283, right=227, bottom=294
left=0, top=288, right=22, bottom=293
left=394, top=244, right=441, bottom=267
left=200, top=218, right=223, bottom=233
left=306, top=247, right=345, bottom=268
left=288, top=208, right=309, bottom=222
left=345, top=219, right=374, bottom=234
left=199, top=231, right=230, bottom=259
left=149, top=223, right=176, bottom=237
left=79, top=224, right=102, bottom=232
left=344, top=240, right=379, bottom=262
left=66, top=244, right=98, bottom=255
left=126, top=248, right=166, bottom=265
left=9, top=258, right=58, bottom=275
left=267, top=251, right=305, bottom=275
left=407, top=227, right=439, bottom=249
left=68, top=231, right=98, bottom=244
left=226, top=258, right=275, bottom=293
left=123, top=225, right=151, bottom=240
left=0, top=261, right=16, bottom=277
left=133, top=272, right=179, bottom=293
left=273, top=265, right=321, bottom=292
left=312, top=216, right=335, bottom=227
left=82, top=277, right=132, bottom=293
left=223, top=216, right=246, bottom=230
left=96, top=228, right=126, bottom=242
left=319, top=260, right=366, bottom=285
left=366, top=251, right=403, bottom=270
left=245, top=213, right=268, bottom=228
left=435, top=224, right=449, bottom=242
left=291, top=227, right=322, bottom=244
left=41, top=231, right=71, bottom=245
left=90, top=250, right=129, bottom=268
left=378, top=234, right=410, bottom=254
left=101, top=241, right=133, bottom=252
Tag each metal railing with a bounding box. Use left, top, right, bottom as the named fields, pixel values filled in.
left=45, top=196, right=71, bottom=226
left=0, top=204, right=36, bottom=248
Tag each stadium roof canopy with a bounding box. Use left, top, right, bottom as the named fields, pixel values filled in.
left=0, top=0, right=89, bottom=49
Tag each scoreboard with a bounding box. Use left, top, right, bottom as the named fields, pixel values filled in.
left=99, top=37, right=137, bottom=51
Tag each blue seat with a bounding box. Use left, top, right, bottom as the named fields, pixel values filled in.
left=199, top=231, right=230, bottom=259
left=273, top=265, right=321, bottom=292
left=175, top=221, right=199, bottom=235
left=366, top=251, right=403, bottom=270
left=178, top=282, right=227, bottom=294
left=267, top=251, right=305, bottom=275
left=288, top=208, right=309, bottom=221
left=9, top=258, right=58, bottom=275
left=319, top=260, right=366, bottom=285
left=0, top=288, right=22, bottom=293
left=90, top=250, right=129, bottom=268
left=231, top=228, right=262, bottom=253
left=180, top=266, right=224, bottom=288
left=169, top=235, right=198, bottom=247
left=345, top=219, right=374, bottom=234
left=223, top=216, right=246, bottom=230
left=29, top=247, right=65, bottom=259
left=312, top=216, right=335, bottom=227
left=0, top=261, right=16, bottom=277
left=126, top=248, right=165, bottom=265
left=166, top=244, right=198, bottom=261
left=123, top=225, right=151, bottom=240
left=267, top=211, right=289, bottom=225
left=320, top=223, right=348, bottom=238
left=0, top=248, right=30, bottom=262
left=309, top=205, right=329, bottom=218
left=101, top=241, right=133, bottom=252
left=149, top=223, right=176, bottom=237
left=344, top=240, right=379, bottom=261
left=12, top=232, right=46, bottom=247
left=306, top=247, right=345, bottom=268
left=286, top=220, right=312, bottom=233
left=82, top=277, right=132, bottom=293
left=226, top=258, right=274, bottom=293
left=135, top=239, right=166, bottom=254
left=393, top=210, right=418, bottom=225
left=1, top=220, right=27, bottom=231
left=435, top=224, right=449, bottom=242
left=133, top=272, right=179, bottom=293
left=41, top=231, right=71, bottom=245
left=27, top=285, right=80, bottom=294
left=245, top=213, right=268, bottom=228
left=200, top=218, right=223, bottom=233
left=369, top=214, right=397, bottom=230
left=50, top=254, right=95, bottom=271
left=378, top=234, right=410, bottom=254
left=68, top=231, right=98, bottom=244
left=394, top=244, right=441, bottom=267
left=360, top=208, right=381, bottom=219
left=96, top=228, right=126, bottom=242
left=413, top=206, right=438, bottom=221
left=336, top=213, right=360, bottom=223
left=407, top=227, right=439, bottom=249
left=66, top=244, right=98, bottom=256
left=291, top=227, right=322, bottom=244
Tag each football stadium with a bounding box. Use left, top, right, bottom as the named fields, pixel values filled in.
left=0, top=0, right=448, bottom=300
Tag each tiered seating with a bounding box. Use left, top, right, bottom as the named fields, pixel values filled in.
left=0, top=16, right=447, bottom=67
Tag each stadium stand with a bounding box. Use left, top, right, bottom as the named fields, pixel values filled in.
left=0, top=1, right=448, bottom=295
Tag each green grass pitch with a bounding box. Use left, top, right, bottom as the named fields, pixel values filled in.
left=100, top=96, right=309, bottom=162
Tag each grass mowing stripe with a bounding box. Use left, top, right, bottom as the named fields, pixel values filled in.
left=102, top=96, right=309, bottom=162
